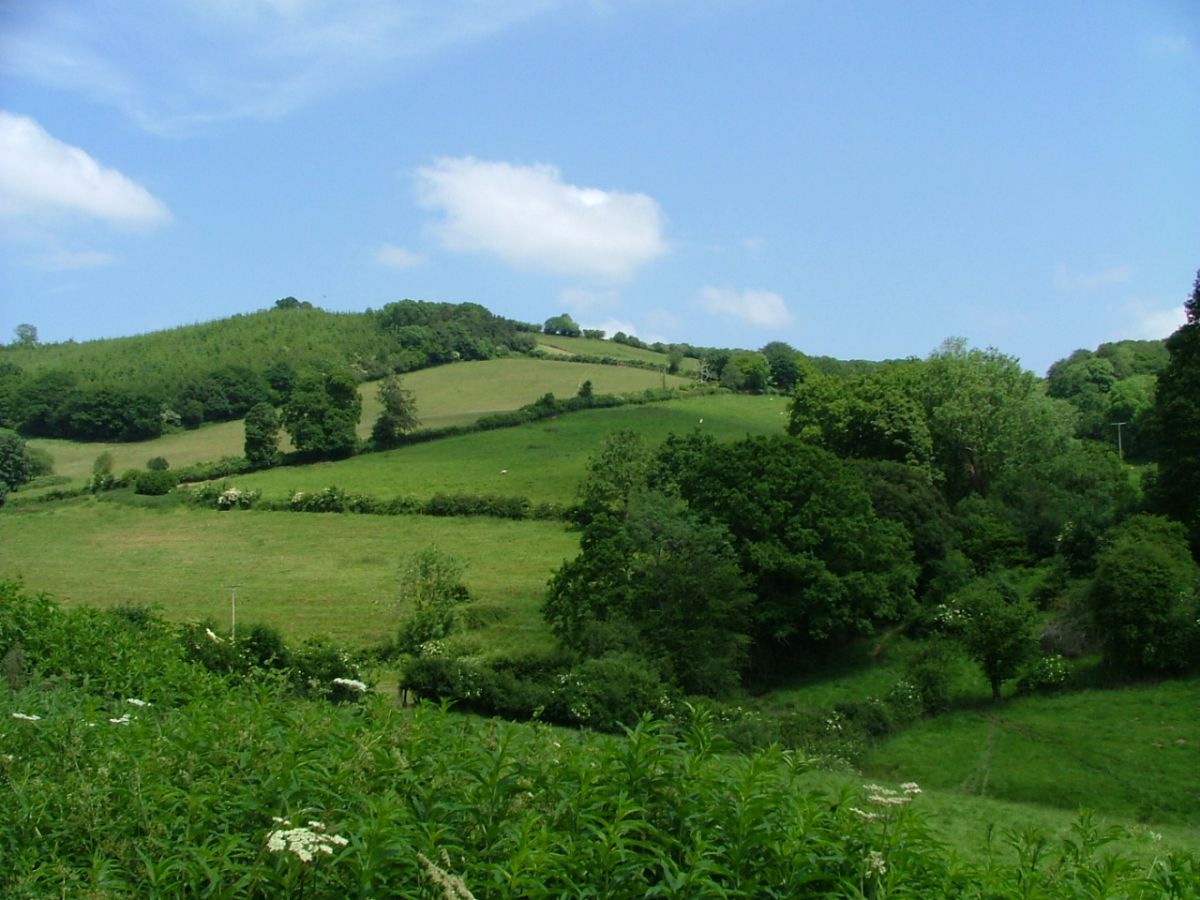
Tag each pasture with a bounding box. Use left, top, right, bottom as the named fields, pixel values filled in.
left=210, top=392, right=791, bottom=505
left=534, top=333, right=700, bottom=372
left=23, top=357, right=692, bottom=488
left=0, top=501, right=576, bottom=650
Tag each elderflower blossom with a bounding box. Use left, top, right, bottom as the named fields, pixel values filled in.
left=332, top=677, right=367, bottom=693
left=866, top=850, right=887, bottom=877
left=900, top=781, right=921, bottom=795
left=11, top=712, right=41, bottom=721
left=266, top=818, right=348, bottom=863
left=864, top=783, right=913, bottom=807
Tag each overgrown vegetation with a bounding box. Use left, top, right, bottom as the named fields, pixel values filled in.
left=3, top=582, right=1195, bottom=897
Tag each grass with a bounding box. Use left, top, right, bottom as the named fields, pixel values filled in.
left=0, top=500, right=576, bottom=651
left=534, top=334, right=700, bottom=372
left=863, top=678, right=1200, bottom=828
left=212, top=392, right=791, bottom=505
left=23, top=357, right=691, bottom=490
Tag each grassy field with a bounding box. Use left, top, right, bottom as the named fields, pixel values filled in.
left=23, top=357, right=691, bottom=488
left=208, top=392, right=791, bottom=505
left=863, top=679, right=1200, bottom=827
left=0, top=500, right=576, bottom=651
left=365, top=357, right=692, bottom=431
left=534, top=334, right=701, bottom=372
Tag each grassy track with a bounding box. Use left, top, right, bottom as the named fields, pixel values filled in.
left=212, top=392, right=790, bottom=505
left=863, top=679, right=1200, bottom=827
left=24, top=358, right=691, bottom=488
left=0, top=501, right=576, bottom=650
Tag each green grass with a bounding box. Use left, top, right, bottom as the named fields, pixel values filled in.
left=215, top=392, right=791, bottom=505
left=23, top=357, right=691, bottom=490
left=0, top=501, right=576, bottom=651
left=863, top=679, right=1200, bottom=828
left=364, top=357, right=692, bottom=432
left=534, top=334, right=700, bottom=372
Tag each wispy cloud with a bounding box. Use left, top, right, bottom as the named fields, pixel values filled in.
left=0, top=111, right=170, bottom=227
left=1053, top=263, right=1132, bottom=291
left=417, top=157, right=667, bottom=281
left=374, top=243, right=423, bottom=269
left=1145, top=34, right=1191, bottom=58
left=697, top=286, right=791, bottom=328
left=35, top=247, right=117, bottom=271
left=1123, top=299, right=1186, bottom=340
left=0, top=1, right=561, bottom=134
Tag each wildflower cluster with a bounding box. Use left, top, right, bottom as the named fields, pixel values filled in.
left=266, top=818, right=348, bottom=863
left=217, top=486, right=258, bottom=510
left=331, top=677, right=367, bottom=693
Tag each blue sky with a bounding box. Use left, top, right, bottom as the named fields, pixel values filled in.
left=1, top=0, right=1197, bottom=375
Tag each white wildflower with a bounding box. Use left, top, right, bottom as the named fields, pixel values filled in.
left=109, top=714, right=131, bottom=725
left=849, top=806, right=881, bottom=822
left=126, top=698, right=150, bottom=707
left=266, top=819, right=348, bottom=863
left=11, top=712, right=41, bottom=721
left=205, top=627, right=223, bottom=643
left=332, top=677, right=367, bottom=693
left=866, top=849, right=887, bottom=877
left=901, top=781, right=921, bottom=795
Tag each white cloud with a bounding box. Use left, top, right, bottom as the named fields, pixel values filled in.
left=697, top=286, right=792, bottom=328
left=375, top=243, right=423, bottom=269
left=0, top=112, right=170, bottom=228
left=416, top=157, right=667, bottom=281
left=1053, top=263, right=1132, bottom=291
left=0, top=2, right=561, bottom=134
left=1123, top=300, right=1186, bottom=340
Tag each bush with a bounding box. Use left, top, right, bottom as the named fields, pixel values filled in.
left=1017, top=654, right=1071, bottom=695
left=134, top=468, right=178, bottom=496
left=547, top=652, right=671, bottom=731
left=146, top=456, right=170, bottom=471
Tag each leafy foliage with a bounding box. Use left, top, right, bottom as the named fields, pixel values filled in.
left=243, top=401, right=281, bottom=468
left=281, top=367, right=362, bottom=458
left=1086, top=515, right=1200, bottom=674
left=370, top=374, right=420, bottom=448
left=1, top=582, right=1194, bottom=897
left=1153, top=269, right=1200, bottom=555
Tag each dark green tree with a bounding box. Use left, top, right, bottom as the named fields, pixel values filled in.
left=545, top=491, right=753, bottom=695
left=0, top=428, right=33, bottom=505
left=652, top=433, right=916, bottom=668
left=761, top=341, right=806, bottom=392
left=1086, top=515, right=1200, bottom=673
left=243, top=402, right=281, bottom=468
left=281, top=367, right=361, bottom=458
left=1153, top=270, right=1200, bottom=555
left=542, top=313, right=581, bottom=337
left=370, top=375, right=420, bottom=448
left=789, top=363, right=932, bottom=470
left=945, top=576, right=1038, bottom=703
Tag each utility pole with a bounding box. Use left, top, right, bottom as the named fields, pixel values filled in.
left=1110, top=421, right=1128, bottom=461
left=224, top=584, right=242, bottom=640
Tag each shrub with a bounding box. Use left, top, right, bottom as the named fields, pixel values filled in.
left=547, top=652, right=671, bottom=731
left=146, top=456, right=170, bottom=471
left=134, top=468, right=177, bottom=496
left=1017, top=654, right=1071, bottom=695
